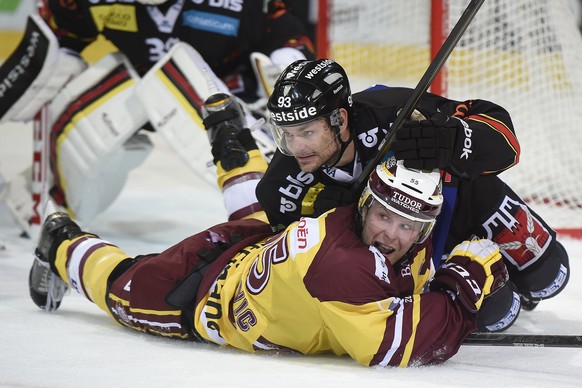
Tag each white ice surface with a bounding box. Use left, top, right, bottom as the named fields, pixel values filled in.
left=1, top=122, right=581, bottom=387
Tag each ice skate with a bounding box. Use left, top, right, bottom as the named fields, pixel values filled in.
left=29, top=212, right=83, bottom=311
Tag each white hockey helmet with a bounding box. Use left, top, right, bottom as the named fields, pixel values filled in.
left=358, top=158, right=443, bottom=243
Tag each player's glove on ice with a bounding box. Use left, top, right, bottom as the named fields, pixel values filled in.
left=393, top=112, right=473, bottom=175
left=430, top=238, right=509, bottom=313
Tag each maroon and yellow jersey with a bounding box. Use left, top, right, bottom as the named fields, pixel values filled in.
left=51, top=205, right=476, bottom=367
left=194, top=205, right=476, bottom=366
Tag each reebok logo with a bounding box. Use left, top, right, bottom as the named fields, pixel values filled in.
left=459, top=119, right=473, bottom=160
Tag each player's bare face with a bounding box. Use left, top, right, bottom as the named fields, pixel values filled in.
left=281, top=119, right=340, bottom=172
left=361, top=201, right=422, bottom=265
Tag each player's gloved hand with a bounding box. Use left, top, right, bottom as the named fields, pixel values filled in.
left=392, top=112, right=472, bottom=172
left=430, top=238, right=509, bottom=313
left=211, top=127, right=250, bottom=171
left=312, top=184, right=356, bottom=217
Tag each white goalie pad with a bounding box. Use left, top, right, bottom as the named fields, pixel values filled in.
left=250, top=52, right=281, bottom=100
left=59, top=133, right=152, bottom=224
left=49, top=52, right=151, bottom=224
left=248, top=48, right=306, bottom=161
left=0, top=15, right=86, bottom=123
left=136, top=42, right=231, bottom=186
left=250, top=48, right=306, bottom=99
left=0, top=167, right=34, bottom=235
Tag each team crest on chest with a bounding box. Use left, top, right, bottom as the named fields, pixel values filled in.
left=482, top=196, right=552, bottom=270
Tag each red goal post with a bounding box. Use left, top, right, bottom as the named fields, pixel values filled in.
left=317, top=0, right=582, bottom=238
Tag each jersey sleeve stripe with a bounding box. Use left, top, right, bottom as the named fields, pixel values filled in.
left=378, top=298, right=405, bottom=366
left=467, top=113, right=520, bottom=166
left=399, top=294, right=422, bottom=367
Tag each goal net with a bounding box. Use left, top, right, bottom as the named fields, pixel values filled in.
left=318, top=0, right=582, bottom=237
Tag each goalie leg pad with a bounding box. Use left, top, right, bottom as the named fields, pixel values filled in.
left=49, top=53, right=150, bottom=224
left=251, top=48, right=306, bottom=99
left=60, top=133, right=152, bottom=224
left=0, top=167, right=34, bottom=234
left=136, top=42, right=231, bottom=186
left=0, top=15, right=86, bottom=122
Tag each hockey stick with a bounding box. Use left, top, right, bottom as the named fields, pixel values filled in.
left=463, top=333, right=582, bottom=347
left=351, top=0, right=485, bottom=196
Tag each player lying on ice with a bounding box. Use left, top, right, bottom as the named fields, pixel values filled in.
left=202, top=58, right=571, bottom=333
left=29, top=159, right=508, bottom=367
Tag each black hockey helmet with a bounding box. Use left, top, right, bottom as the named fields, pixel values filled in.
left=267, top=58, right=352, bottom=126
left=267, top=59, right=353, bottom=154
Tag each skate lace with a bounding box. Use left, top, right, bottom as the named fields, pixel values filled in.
left=45, top=272, right=69, bottom=312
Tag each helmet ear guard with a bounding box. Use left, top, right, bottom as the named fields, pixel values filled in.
left=358, top=158, right=444, bottom=243
left=328, top=109, right=343, bottom=134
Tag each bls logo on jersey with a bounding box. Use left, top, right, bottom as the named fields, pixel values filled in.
left=278, top=172, right=315, bottom=214
left=191, top=0, right=243, bottom=12
left=482, top=195, right=552, bottom=270
left=357, top=126, right=388, bottom=148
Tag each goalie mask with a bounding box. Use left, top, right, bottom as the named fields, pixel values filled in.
left=358, top=158, right=443, bottom=244
left=267, top=59, right=352, bottom=156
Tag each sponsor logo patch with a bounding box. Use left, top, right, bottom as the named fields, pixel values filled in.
left=270, top=106, right=318, bottom=124
left=91, top=5, right=138, bottom=32
left=182, top=10, right=240, bottom=36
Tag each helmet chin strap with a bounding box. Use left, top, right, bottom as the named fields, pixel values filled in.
left=322, top=109, right=354, bottom=168
left=323, top=126, right=353, bottom=168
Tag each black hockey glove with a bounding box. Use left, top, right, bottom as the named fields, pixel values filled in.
left=393, top=112, right=472, bottom=172
left=430, top=238, right=508, bottom=313
left=312, top=185, right=356, bottom=217
left=210, top=127, right=258, bottom=171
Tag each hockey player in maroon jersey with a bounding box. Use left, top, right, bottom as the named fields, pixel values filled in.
left=204, top=58, right=570, bottom=333
left=28, top=159, right=508, bottom=367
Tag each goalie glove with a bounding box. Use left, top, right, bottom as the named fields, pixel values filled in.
left=430, top=238, right=509, bottom=313
left=392, top=112, right=473, bottom=176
